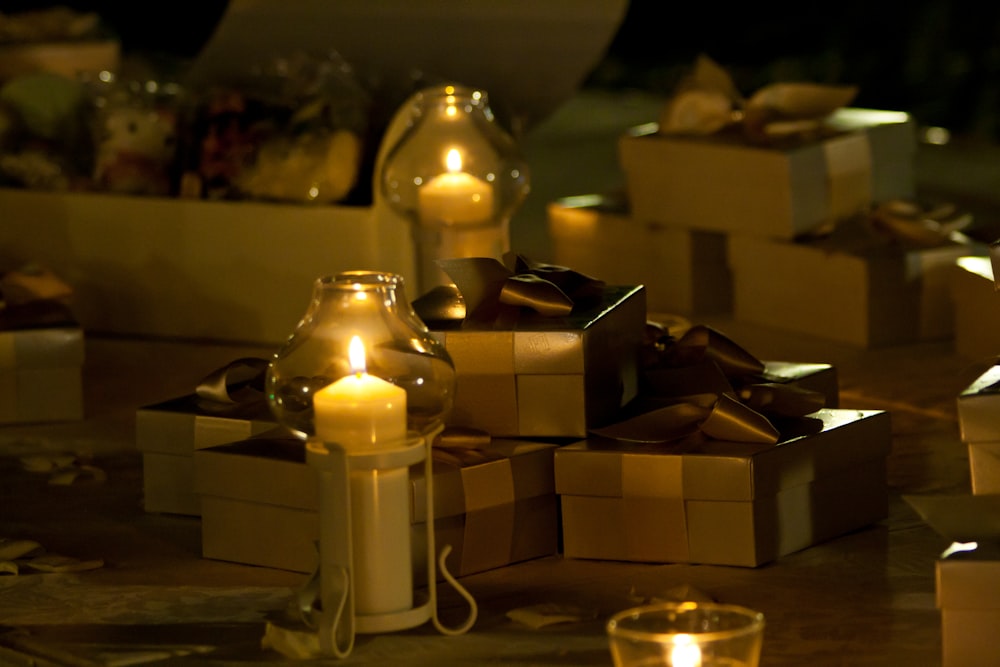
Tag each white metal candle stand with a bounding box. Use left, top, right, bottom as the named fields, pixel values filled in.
left=303, top=428, right=478, bottom=658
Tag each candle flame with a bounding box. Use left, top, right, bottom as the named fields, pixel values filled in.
left=348, top=336, right=366, bottom=377
left=669, top=635, right=701, bottom=667
left=445, top=148, right=462, bottom=173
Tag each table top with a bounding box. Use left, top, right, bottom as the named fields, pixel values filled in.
left=0, top=313, right=982, bottom=666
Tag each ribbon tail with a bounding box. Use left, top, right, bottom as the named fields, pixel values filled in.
left=700, top=395, right=779, bottom=444
left=673, top=325, right=766, bottom=377
left=738, top=383, right=827, bottom=418
left=195, top=357, right=270, bottom=404
left=590, top=402, right=711, bottom=444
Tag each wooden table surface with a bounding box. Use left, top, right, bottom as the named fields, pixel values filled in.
left=0, top=312, right=983, bottom=666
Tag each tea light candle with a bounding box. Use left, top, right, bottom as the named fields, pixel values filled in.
left=418, top=148, right=494, bottom=225
left=313, top=336, right=412, bottom=615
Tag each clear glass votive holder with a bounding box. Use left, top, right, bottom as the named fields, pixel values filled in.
left=606, top=602, right=765, bottom=667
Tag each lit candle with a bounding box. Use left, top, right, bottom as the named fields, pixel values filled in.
left=670, top=635, right=702, bottom=667
left=313, top=336, right=412, bottom=615
left=417, top=148, right=494, bottom=226
left=314, top=336, right=408, bottom=452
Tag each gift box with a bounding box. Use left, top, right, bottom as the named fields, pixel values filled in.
left=0, top=301, right=84, bottom=424
left=555, top=408, right=890, bottom=567
left=905, top=494, right=1000, bottom=667
left=135, top=371, right=277, bottom=516
left=546, top=194, right=731, bottom=316
left=424, top=257, right=646, bottom=438
left=0, top=188, right=413, bottom=344
left=950, top=256, right=1000, bottom=360
left=194, top=432, right=560, bottom=576
left=727, top=228, right=975, bottom=347
left=956, top=363, right=1000, bottom=494
left=619, top=108, right=916, bottom=240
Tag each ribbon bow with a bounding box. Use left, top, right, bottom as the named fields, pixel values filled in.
left=194, top=357, right=270, bottom=412
left=414, top=253, right=605, bottom=327
left=798, top=198, right=974, bottom=250
left=594, top=324, right=826, bottom=445
left=658, top=54, right=858, bottom=143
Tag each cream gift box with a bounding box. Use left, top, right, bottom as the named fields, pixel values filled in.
left=619, top=108, right=916, bottom=240
left=0, top=188, right=414, bottom=345
left=727, top=229, right=974, bottom=348
left=135, top=389, right=277, bottom=516
left=956, top=363, right=1000, bottom=494
left=0, top=301, right=84, bottom=424
left=546, top=194, right=731, bottom=316
left=905, top=494, right=1000, bottom=667
left=950, top=256, right=1000, bottom=361
left=193, top=432, right=560, bottom=576
left=431, top=282, right=646, bottom=438
left=555, top=408, right=890, bottom=567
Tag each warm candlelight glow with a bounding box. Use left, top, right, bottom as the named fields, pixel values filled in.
left=312, top=338, right=407, bottom=451
left=445, top=148, right=462, bottom=172
left=417, top=147, right=494, bottom=225
left=670, top=635, right=702, bottom=667
left=348, top=335, right=365, bottom=376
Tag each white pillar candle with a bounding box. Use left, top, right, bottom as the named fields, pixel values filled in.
left=418, top=148, right=494, bottom=226
left=313, top=336, right=412, bottom=616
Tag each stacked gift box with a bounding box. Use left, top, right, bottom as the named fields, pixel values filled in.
left=549, top=55, right=985, bottom=347
left=0, top=267, right=84, bottom=425
left=128, top=253, right=904, bottom=576
left=906, top=293, right=1000, bottom=666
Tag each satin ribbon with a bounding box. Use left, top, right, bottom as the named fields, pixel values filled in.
left=797, top=198, right=974, bottom=250
left=194, top=357, right=270, bottom=411
left=414, top=253, right=605, bottom=327
left=431, top=426, right=505, bottom=466
left=659, top=54, right=858, bottom=143
left=596, top=324, right=827, bottom=446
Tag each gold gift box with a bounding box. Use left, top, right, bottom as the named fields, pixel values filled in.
left=135, top=394, right=277, bottom=516
left=619, top=108, right=916, bottom=239
left=950, top=256, right=1000, bottom=361
left=956, top=364, right=1000, bottom=494
left=546, top=195, right=731, bottom=316
left=908, top=494, right=1000, bottom=667
left=0, top=319, right=83, bottom=425
left=938, top=549, right=1000, bottom=667
left=555, top=408, right=890, bottom=567
left=728, top=232, right=973, bottom=348
left=435, top=284, right=646, bottom=437
left=193, top=433, right=559, bottom=576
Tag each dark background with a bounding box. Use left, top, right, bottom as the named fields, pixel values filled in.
left=5, top=1, right=999, bottom=141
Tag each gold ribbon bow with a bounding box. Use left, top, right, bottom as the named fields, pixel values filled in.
left=798, top=198, right=974, bottom=250
left=659, top=54, right=858, bottom=143
left=595, top=324, right=826, bottom=445
left=414, top=253, right=605, bottom=327
left=194, top=357, right=270, bottom=412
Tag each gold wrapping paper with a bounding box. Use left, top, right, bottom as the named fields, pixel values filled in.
left=556, top=408, right=891, bottom=567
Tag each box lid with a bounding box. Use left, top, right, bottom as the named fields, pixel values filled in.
left=958, top=364, right=1000, bottom=443
left=555, top=408, right=890, bottom=501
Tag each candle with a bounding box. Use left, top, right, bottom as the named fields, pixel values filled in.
left=314, top=337, right=407, bottom=452
left=417, top=148, right=494, bottom=226
left=313, top=336, right=412, bottom=615
left=670, top=635, right=702, bottom=667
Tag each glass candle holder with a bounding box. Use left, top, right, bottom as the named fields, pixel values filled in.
left=266, top=270, right=456, bottom=438
left=606, top=602, right=765, bottom=667
left=380, top=84, right=530, bottom=294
